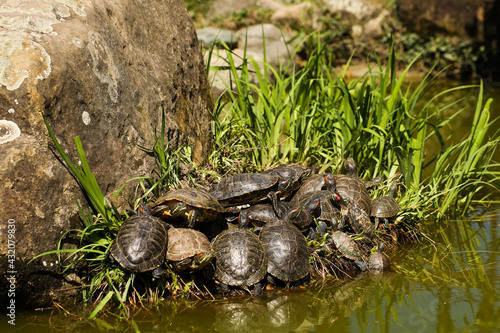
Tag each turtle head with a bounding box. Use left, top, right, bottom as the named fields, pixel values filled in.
left=190, top=251, right=214, bottom=270
left=323, top=174, right=337, bottom=191
left=345, top=157, right=358, bottom=177
left=238, top=210, right=250, bottom=228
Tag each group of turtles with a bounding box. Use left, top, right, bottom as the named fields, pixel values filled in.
left=110, top=158, right=400, bottom=294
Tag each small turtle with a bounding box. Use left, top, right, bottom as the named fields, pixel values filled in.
left=368, top=242, right=390, bottom=273
left=238, top=203, right=281, bottom=228
left=166, top=228, right=213, bottom=270
left=263, top=164, right=313, bottom=195
left=210, top=173, right=282, bottom=207
left=110, top=205, right=168, bottom=277
left=335, top=157, right=372, bottom=215
left=340, top=198, right=375, bottom=240
left=260, top=221, right=310, bottom=284
left=371, top=182, right=400, bottom=229
left=150, top=188, right=225, bottom=228
left=212, top=228, right=267, bottom=294
left=328, top=223, right=367, bottom=271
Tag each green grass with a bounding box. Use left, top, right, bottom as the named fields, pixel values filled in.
left=208, top=36, right=500, bottom=222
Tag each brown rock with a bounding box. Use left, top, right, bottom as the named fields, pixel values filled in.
left=0, top=0, right=212, bottom=308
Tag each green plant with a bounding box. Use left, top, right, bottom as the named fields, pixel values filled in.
left=208, top=34, right=500, bottom=221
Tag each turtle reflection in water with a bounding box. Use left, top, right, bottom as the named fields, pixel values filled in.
left=332, top=275, right=373, bottom=317
left=261, top=294, right=310, bottom=332
left=214, top=301, right=266, bottom=333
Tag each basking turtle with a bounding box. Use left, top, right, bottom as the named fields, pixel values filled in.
left=371, top=182, right=400, bottom=229
left=340, top=198, right=375, bottom=240
left=150, top=188, right=225, bottom=228
left=267, top=191, right=318, bottom=232
left=328, top=223, right=367, bottom=271
left=368, top=242, right=390, bottom=273
left=260, top=221, right=310, bottom=284
left=210, top=173, right=282, bottom=207
left=212, top=228, right=267, bottom=294
left=238, top=203, right=281, bottom=228
left=300, top=190, right=345, bottom=227
left=290, top=173, right=336, bottom=206
left=110, top=205, right=168, bottom=277
left=335, top=158, right=371, bottom=215
left=166, top=228, right=213, bottom=270
left=263, top=164, right=313, bottom=195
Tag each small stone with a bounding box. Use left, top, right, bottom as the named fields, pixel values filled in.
left=197, top=27, right=236, bottom=48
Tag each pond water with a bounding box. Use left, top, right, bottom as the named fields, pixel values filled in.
left=2, top=79, right=499, bottom=332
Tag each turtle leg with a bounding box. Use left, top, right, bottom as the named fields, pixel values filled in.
left=353, top=260, right=367, bottom=271
left=252, top=283, right=263, bottom=297
left=152, top=265, right=166, bottom=278
left=374, top=217, right=380, bottom=230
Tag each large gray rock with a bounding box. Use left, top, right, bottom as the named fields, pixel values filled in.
left=0, top=0, right=212, bottom=308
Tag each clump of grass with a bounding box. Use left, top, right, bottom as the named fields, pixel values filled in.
left=208, top=35, right=500, bottom=222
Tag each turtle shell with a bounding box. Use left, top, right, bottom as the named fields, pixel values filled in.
left=151, top=188, right=225, bottom=222
left=239, top=203, right=281, bottom=228
left=166, top=228, right=213, bottom=270
left=344, top=202, right=375, bottom=239
left=210, top=173, right=280, bottom=207
left=259, top=221, right=310, bottom=282
left=330, top=230, right=364, bottom=261
left=371, top=196, right=400, bottom=219
left=212, top=229, right=267, bottom=287
left=368, top=243, right=390, bottom=272
left=336, top=176, right=371, bottom=215
left=290, top=174, right=336, bottom=206
left=110, top=215, right=168, bottom=273
left=263, top=164, right=312, bottom=194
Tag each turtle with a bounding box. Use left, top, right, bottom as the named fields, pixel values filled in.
left=327, top=222, right=367, bottom=271
left=110, top=205, right=169, bottom=277
left=267, top=191, right=318, bottom=232
left=209, top=173, right=282, bottom=207
left=259, top=221, right=310, bottom=284
left=335, top=158, right=372, bottom=215
left=212, top=228, right=267, bottom=294
left=300, top=190, right=345, bottom=229
left=371, top=182, right=401, bottom=229
left=340, top=197, right=375, bottom=240
left=150, top=188, right=225, bottom=228
left=238, top=203, right=281, bottom=228
left=368, top=242, right=390, bottom=273
left=166, top=228, right=213, bottom=270
left=290, top=173, right=336, bottom=206
left=263, top=164, right=314, bottom=195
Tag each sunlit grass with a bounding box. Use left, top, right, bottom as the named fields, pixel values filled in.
left=208, top=36, right=500, bottom=221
